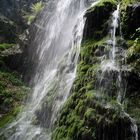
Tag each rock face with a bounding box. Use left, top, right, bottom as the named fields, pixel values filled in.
left=0, top=0, right=139, bottom=139
left=0, top=0, right=43, bottom=43
left=0, top=0, right=45, bottom=77
left=122, top=3, right=140, bottom=38
left=0, top=0, right=32, bottom=128
left=53, top=0, right=140, bottom=140
left=0, top=45, right=29, bottom=128
left=83, top=1, right=116, bottom=40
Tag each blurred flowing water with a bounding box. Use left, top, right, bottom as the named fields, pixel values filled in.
left=0, top=1, right=138, bottom=140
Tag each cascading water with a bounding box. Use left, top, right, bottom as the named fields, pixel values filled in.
left=101, top=4, right=120, bottom=71
left=0, top=1, right=138, bottom=140
left=0, top=0, right=99, bottom=140
left=111, top=4, right=120, bottom=61
left=98, top=4, right=138, bottom=140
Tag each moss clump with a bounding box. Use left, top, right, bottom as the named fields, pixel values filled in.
left=127, top=38, right=140, bottom=55
left=0, top=106, right=21, bottom=128
left=53, top=1, right=140, bottom=139
left=52, top=38, right=133, bottom=140
left=0, top=43, right=15, bottom=51
left=84, top=0, right=116, bottom=40
left=120, top=0, right=138, bottom=9
left=126, top=38, right=140, bottom=70
left=120, top=0, right=140, bottom=38
left=0, top=70, right=29, bottom=128
left=96, top=0, right=117, bottom=6
left=24, top=1, right=44, bottom=25
left=124, top=37, right=140, bottom=136
left=87, top=0, right=117, bottom=13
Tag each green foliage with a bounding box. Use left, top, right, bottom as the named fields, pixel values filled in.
left=53, top=38, right=131, bottom=139
left=25, top=2, right=43, bottom=25
left=0, top=106, right=21, bottom=128
left=96, top=0, right=117, bottom=7
left=31, top=2, right=43, bottom=15
left=127, top=38, right=140, bottom=55
left=126, top=38, right=140, bottom=67
left=0, top=71, right=26, bottom=86
left=0, top=70, right=30, bottom=128
left=0, top=43, right=15, bottom=50
left=84, top=108, right=95, bottom=120
left=87, top=0, right=117, bottom=12
left=53, top=1, right=140, bottom=138
left=120, top=0, right=138, bottom=9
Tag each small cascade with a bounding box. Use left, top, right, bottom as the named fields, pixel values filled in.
left=0, top=1, right=138, bottom=140
left=101, top=4, right=120, bottom=71
left=111, top=4, right=120, bottom=61
left=96, top=4, right=138, bottom=140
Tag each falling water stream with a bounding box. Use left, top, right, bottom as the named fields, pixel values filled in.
left=0, top=1, right=138, bottom=140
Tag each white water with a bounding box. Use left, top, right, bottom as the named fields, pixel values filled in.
left=111, top=4, right=120, bottom=61
left=0, top=1, right=138, bottom=140
left=0, top=0, right=99, bottom=140
left=101, top=4, right=120, bottom=71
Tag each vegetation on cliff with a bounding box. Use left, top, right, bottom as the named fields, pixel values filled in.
left=0, top=0, right=139, bottom=139
left=53, top=0, right=140, bottom=139
left=0, top=58, right=29, bottom=128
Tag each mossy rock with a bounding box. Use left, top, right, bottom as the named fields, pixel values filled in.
left=52, top=36, right=139, bottom=139
left=0, top=106, right=22, bottom=128
left=121, top=2, right=140, bottom=38
left=83, top=0, right=117, bottom=40
left=0, top=70, right=30, bottom=128
left=0, top=43, right=15, bottom=51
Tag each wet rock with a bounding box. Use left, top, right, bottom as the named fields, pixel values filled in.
left=94, top=46, right=105, bottom=57
left=122, top=3, right=140, bottom=38
left=83, top=2, right=116, bottom=40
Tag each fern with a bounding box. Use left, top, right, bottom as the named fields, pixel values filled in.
left=25, top=2, right=43, bottom=25
left=31, top=2, right=43, bottom=15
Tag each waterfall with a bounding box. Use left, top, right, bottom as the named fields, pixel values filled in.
left=0, top=1, right=138, bottom=140
left=0, top=0, right=98, bottom=139
left=98, top=4, right=138, bottom=140
left=111, top=4, right=120, bottom=61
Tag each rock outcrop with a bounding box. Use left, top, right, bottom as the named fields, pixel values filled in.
left=53, top=0, right=140, bottom=140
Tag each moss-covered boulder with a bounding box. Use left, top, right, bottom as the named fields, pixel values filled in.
left=83, top=0, right=117, bottom=40
left=53, top=0, right=140, bottom=139
left=121, top=1, right=140, bottom=38
left=0, top=70, right=30, bottom=128
left=52, top=38, right=138, bottom=140
left=0, top=43, right=30, bottom=128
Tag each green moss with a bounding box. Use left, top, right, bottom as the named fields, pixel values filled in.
left=126, top=38, right=140, bottom=66
left=127, top=38, right=140, bottom=54
left=80, top=37, right=109, bottom=63
left=53, top=27, right=140, bottom=139
left=96, top=0, right=117, bottom=7
left=87, top=0, right=117, bottom=13
left=120, top=0, right=138, bottom=9
left=0, top=106, right=21, bottom=128
left=84, top=108, right=96, bottom=120
left=0, top=43, right=15, bottom=50
left=0, top=70, right=29, bottom=128
left=24, top=1, right=44, bottom=25
left=126, top=98, right=140, bottom=123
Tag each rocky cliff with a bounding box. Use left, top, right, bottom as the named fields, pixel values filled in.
left=52, top=0, right=140, bottom=139
left=0, top=0, right=140, bottom=139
